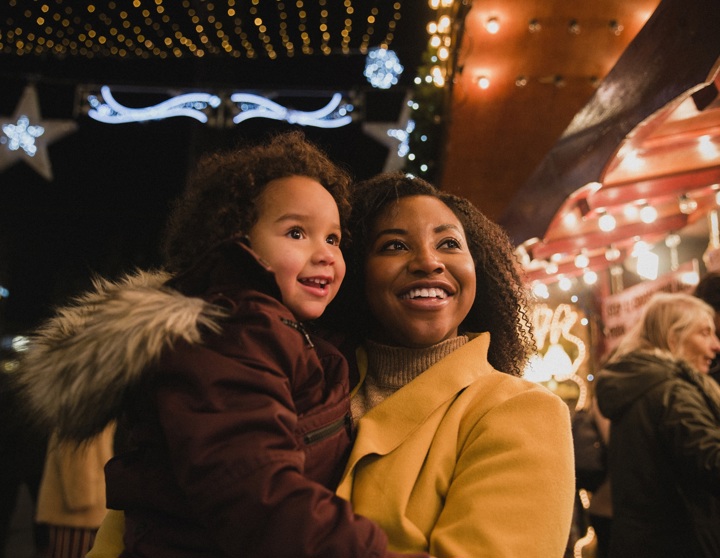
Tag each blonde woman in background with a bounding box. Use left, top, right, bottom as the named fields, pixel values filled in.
left=596, top=292, right=720, bottom=558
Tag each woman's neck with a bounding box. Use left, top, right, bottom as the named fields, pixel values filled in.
left=350, top=336, right=469, bottom=422
left=364, top=336, right=469, bottom=387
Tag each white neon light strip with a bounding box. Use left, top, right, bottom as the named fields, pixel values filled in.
left=86, top=87, right=353, bottom=128
left=230, top=92, right=352, bottom=128
left=87, top=86, right=221, bottom=124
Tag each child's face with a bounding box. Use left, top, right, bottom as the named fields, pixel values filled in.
left=247, top=175, right=346, bottom=321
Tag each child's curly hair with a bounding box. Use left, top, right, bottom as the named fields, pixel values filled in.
left=329, top=171, right=535, bottom=377
left=161, top=131, right=352, bottom=273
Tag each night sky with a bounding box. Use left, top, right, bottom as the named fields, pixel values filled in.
left=0, top=36, right=422, bottom=333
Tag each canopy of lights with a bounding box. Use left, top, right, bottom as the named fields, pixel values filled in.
left=1, top=0, right=403, bottom=60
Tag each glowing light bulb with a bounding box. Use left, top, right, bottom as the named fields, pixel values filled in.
left=583, top=270, right=598, bottom=285
left=598, top=212, right=616, bottom=232
left=485, top=17, right=500, bottom=34
left=558, top=276, right=572, bottom=291
left=532, top=282, right=550, bottom=300
left=524, top=353, right=552, bottom=383
left=574, top=251, right=589, bottom=268
left=678, top=194, right=698, bottom=214
left=476, top=75, right=490, bottom=89
left=543, top=343, right=573, bottom=378
left=437, top=16, right=451, bottom=33
left=605, top=245, right=621, bottom=261
left=632, top=241, right=658, bottom=280
left=639, top=204, right=658, bottom=224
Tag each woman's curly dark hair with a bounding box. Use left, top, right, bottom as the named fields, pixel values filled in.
left=327, top=171, right=535, bottom=377
left=161, top=131, right=352, bottom=272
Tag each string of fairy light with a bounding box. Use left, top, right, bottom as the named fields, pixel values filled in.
left=1, top=0, right=473, bottom=183
left=1, top=0, right=401, bottom=60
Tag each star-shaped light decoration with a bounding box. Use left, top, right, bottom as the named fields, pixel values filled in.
left=362, top=92, right=415, bottom=172
left=0, top=85, right=78, bottom=180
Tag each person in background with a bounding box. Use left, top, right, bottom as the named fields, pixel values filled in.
left=595, top=292, right=720, bottom=558
left=53, top=172, right=576, bottom=557
left=694, top=271, right=720, bottom=383
left=586, top=397, right=612, bottom=558
left=16, top=132, right=429, bottom=558
left=35, top=424, right=115, bottom=558
left=0, top=349, right=48, bottom=558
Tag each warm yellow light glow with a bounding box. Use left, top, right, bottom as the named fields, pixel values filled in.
left=699, top=135, right=718, bottom=159
left=632, top=241, right=658, bottom=280
left=623, top=150, right=645, bottom=171
left=605, top=245, right=621, bottom=261
left=678, top=194, right=697, bottom=215
left=562, top=211, right=578, bottom=227
left=598, top=212, right=616, bottom=232
left=622, top=204, right=638, bottom=220
left=639, top=204, right=658, bottom=224
left=437, top=15, right=451, bottom=33
left=485, top=17, right=500, bottom=34
left=531, top=303, right=587, bottom=382
left=476, top=75, right=490, bottom=89
left=583, top=270, right=598, bottom=285
left=558, top=276, right=572, bottom=291
left=574, top=251, right=589, bottom=268
left=524, top=353, right=552, bottom=383
left=544, top=343, right=573, bottom=378
left=532, top=282, right=550, bottom=300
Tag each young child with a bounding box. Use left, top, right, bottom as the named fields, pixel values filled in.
left=16, top=132, right=428, bottom=558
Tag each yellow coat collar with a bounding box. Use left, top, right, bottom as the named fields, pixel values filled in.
left=348, top=332, right=493, bottom=459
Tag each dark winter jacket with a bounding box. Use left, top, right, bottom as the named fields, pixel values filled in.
left=595, top=350, right=720, bottom=558
left=15, top=240, right=395, bottom=558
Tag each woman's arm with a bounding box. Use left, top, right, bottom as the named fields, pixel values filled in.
left=429, top=387, right=575, bottom=558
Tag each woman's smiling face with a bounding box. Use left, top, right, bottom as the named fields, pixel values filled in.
left=364, top=195, right=476, bottom=348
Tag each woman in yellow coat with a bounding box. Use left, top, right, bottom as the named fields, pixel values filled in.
left=90, top=172, right=575, bottom=557
left=333, top=173, right=574, bottom=557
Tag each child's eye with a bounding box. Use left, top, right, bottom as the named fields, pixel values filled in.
left=326, top=234, right=341, bottom=246
left=287, top=227, right=305, bottom=240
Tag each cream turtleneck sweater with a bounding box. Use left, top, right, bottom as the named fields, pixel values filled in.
left=351, top=335, right=469, bottom=422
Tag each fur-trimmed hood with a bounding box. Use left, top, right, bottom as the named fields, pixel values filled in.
left=16, top=269, right=227, bottom=441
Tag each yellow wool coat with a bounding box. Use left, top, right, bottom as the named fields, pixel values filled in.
left=337, top=333, right=576, bottom=558
left=89, top=334, right=574, bottom=558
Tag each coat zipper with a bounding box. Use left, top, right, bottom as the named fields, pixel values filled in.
left=304, top=414, right=350, bottom=445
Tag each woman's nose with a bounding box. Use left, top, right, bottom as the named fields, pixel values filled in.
left=712, top=334, right=720, bottom=352
left=408, top=246, right=444, bottom=274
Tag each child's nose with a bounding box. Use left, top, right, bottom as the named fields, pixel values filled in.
left=313, top=241, right=336, bottom=264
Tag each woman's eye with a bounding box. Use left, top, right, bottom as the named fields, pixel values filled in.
left=439, top=238, right=461, bottom=249
left=380, top=240, right=407, bottom=251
